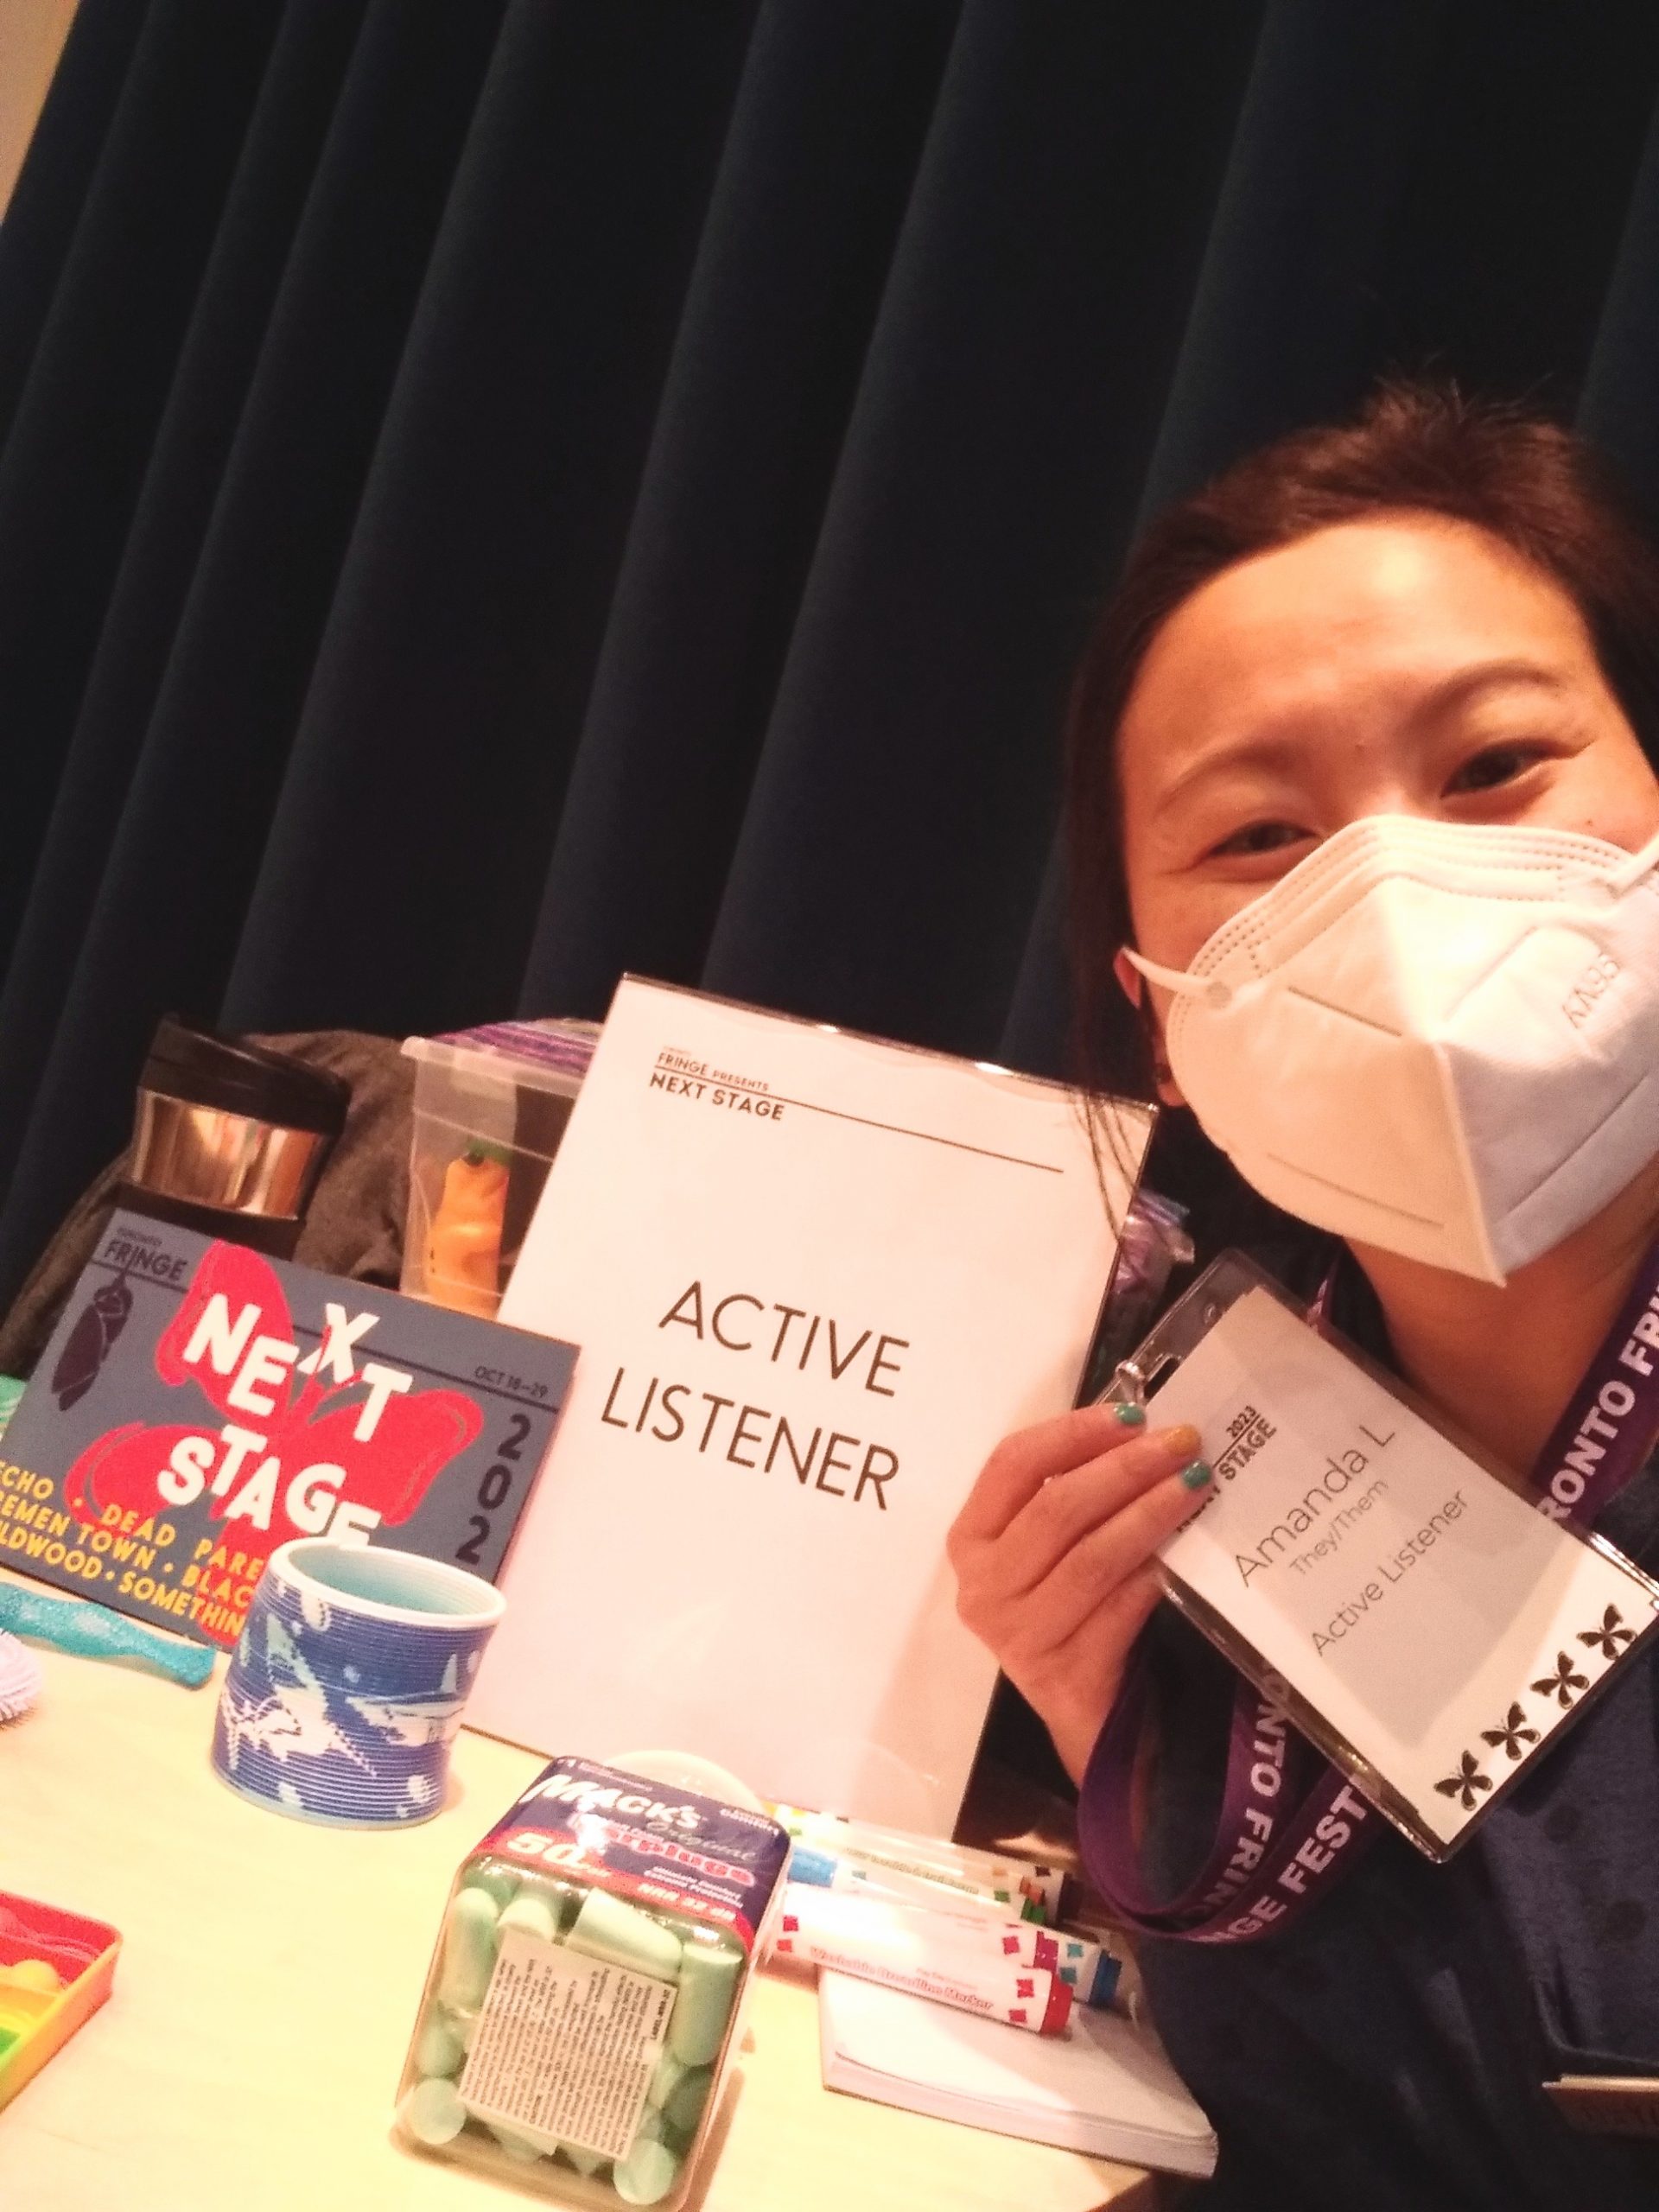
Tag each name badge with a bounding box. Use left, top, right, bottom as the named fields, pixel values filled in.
left=1138, top=1263, right=1659, bottom=1858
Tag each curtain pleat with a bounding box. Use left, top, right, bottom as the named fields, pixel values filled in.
left=0, top=0, right=365, bottom=1235
left=3, top=0, right=1659, bottom=1306
left=0, top=0, right=147, bottom=449
left=219, top=0, right=761, bottom=1042
left=517, top=0, right=959, bottom=1017
left=701, top=0, right=1261, bottom=1052
left=1129, top=0, right=1448, bottom=516
left=0, top=0, right=282, bottom=969
left=0, top=0, right=505, bottom=1292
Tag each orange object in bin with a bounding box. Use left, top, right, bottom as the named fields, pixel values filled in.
left=0, top=1891, right=120, bottom=2110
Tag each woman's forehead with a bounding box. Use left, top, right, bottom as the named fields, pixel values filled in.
left=1117, top=517, right=1599, bottom=806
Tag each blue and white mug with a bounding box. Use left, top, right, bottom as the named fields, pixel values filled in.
left=210, top=1540, right=506, bottom=1827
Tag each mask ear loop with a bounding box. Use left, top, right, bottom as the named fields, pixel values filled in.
left=1608, top=821, right=1659, bottom=896
left=1121, top=946, right=1236, bottom=1012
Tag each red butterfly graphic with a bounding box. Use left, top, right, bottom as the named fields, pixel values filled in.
left=63, top=1242, right=483, bottom=1554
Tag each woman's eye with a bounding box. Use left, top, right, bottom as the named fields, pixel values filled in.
left=1206, top=820, right=1310, bottom=860
left=1444, top=741, right=1553, bottom=795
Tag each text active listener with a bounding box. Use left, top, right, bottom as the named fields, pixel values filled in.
left=948, top=385, right=1659, bottom=2210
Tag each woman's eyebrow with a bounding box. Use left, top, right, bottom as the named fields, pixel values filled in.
left=1147, top=658, right=1574, bottom=823
left=1409, top=658, right=1573, bottom=722
left=1149, top=733, right=1313, bottom=822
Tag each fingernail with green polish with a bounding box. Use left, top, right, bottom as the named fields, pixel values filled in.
left=1113, top=1402, right=1147, bottom=1427
left=1180, top=1459, right=1213, bottom=1491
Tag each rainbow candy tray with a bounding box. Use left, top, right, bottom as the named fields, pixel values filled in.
left=0, top=1892, right=121, bottom=2111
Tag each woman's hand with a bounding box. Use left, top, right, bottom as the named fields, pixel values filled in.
left=947, top=1405, right=1211, bottom=1783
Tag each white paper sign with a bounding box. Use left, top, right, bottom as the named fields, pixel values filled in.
left=472, top=978, right=1149, bottom=1831
left=1156, top=1288, right=1659, bottom=1851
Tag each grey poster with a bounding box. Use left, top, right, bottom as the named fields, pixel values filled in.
left=0, top=1211, right=576, bottom=1645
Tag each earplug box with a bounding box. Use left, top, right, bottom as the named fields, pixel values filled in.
left=395, top=1757, right=789, bottom=2205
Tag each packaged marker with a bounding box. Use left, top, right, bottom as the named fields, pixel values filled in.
left=773, top=1884, right=1122, bottom=2009
left=769, top=1802, right=1065, bottom=1922
left=786, top=1840, right=1054, bottom=1925
left=395, top=1757, right=788, bottom=2206
left=1060, top=1907, right=1147, bottom=2021
left=772, top=1886, right=1071, bottom=2036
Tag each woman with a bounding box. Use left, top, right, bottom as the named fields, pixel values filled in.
left=949, top=384, right=1659, bottom=2210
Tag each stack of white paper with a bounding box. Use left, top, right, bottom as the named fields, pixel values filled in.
left=817, top=1971, right=1217, bottom=2180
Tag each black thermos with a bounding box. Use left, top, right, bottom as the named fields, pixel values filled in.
left=117, top=1016, right=350, bottom=1258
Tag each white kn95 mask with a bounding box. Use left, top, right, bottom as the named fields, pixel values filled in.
left=1125, top=812, right=1659, bottom=1282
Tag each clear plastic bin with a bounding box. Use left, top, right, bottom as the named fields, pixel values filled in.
left=401, top=1021, right=597, bottom=1320
left=394, top=1757, right=789, bottom=2206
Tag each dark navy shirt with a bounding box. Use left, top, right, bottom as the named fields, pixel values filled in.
left=1138, top=1422, right=1659, bottom=2208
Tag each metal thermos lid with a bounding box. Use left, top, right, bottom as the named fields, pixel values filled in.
left=138, top=1016, right=350, bottom=1137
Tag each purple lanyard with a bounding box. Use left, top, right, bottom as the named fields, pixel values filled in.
left=1077, top=1241, right=1659, bottom=1945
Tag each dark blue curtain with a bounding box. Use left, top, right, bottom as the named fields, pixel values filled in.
left=4, top=0, right=1659, bottom=1309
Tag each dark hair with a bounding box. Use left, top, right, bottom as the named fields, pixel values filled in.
left=1065, top=379, right=1659, bottom=1265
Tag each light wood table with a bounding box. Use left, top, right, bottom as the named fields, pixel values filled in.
left=0, top=1602, right=1154, bottom=2212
